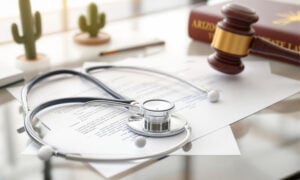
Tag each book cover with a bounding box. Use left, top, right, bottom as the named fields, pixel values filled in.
left=188, top=0, right=300, bottom=53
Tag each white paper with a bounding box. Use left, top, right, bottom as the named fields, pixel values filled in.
left=89, top=126, right=240, bottom=178
left=23, top=126, right=239, bottom=156
left=172, top=126, right=240, bottom=155
left=82, top=56, right=300, bottom=143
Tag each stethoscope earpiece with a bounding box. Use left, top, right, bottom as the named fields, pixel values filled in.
left=38, top=145, right=53, bottom=161
left=134, top=136, right=147, bottom=148
left=207, top=90, right=220, bottom=103
left=182, top=142, right=192, bottom=152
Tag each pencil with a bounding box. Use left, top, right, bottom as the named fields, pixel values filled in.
left=99, top=40, right=165, bottom=56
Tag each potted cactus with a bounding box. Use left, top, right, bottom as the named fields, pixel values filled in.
left=73, top=2, right=110, bottom=45
left=11, top=0, right=49, bottom=72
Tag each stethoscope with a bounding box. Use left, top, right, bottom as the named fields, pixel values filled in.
left=21, top=65, right=220, bottom=162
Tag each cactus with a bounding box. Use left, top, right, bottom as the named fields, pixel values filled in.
left=79, top=3, right=106, bottom=38
left=11, top=0, right=42, bottom=60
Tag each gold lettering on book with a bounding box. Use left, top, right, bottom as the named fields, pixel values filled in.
left=208, top=32, right=214, bottom=40
left=192, top=19, right=216, bottom=31
left=262, top=37, right=300, bottom=52
left=273, top=10, right=300, bottom=25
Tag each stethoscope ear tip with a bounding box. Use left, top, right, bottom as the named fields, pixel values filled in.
left=135, top=136, right=147, bottom=148
left=207, top=90, right=220, bottom=103
left=38, top=145, right=53, bottom=161
left=182, top=142, right=192, bottom=152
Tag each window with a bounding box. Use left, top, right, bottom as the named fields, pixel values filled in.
left=0, top=0, right=200, bottom=44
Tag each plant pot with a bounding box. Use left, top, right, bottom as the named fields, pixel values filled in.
left=15, top=53, right=50, bottom=72
left=73, top=32, right=110, bottom=45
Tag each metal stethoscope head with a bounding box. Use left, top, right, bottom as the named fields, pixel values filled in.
left=21, top=66, right=219, bottom=162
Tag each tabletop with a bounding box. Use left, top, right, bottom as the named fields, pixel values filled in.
left=0, top=0, right=299, bottom=180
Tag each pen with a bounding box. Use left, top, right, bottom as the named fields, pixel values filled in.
left=99, top=40, right=165, bottom=56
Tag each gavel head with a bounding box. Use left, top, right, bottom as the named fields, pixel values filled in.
left=208, top=4, right=259, bottom=74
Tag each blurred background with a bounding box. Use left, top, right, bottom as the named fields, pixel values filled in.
left=0, top=0, right=208, bottom=44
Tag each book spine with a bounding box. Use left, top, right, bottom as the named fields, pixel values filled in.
left=188, top=10, right=221, bottom=43
left=188, top=10, right=300, bottom=53
left=252, top=26, right=300, bottom=52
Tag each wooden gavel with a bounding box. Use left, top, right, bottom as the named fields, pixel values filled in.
left=208, top=4, right=300, bottom=74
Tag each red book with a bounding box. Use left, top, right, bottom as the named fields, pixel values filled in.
left=188, top=0, right=300, bottom=54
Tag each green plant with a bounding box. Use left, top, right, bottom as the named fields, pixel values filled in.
left=79, top=3, right=106, bottom=37
left=11, top=0, right=42, bottom=60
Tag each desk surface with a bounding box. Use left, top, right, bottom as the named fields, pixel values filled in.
left=0, top=1, right=299, bottom=180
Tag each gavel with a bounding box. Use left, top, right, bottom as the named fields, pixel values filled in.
left=208, top=4, right=300, bottom=74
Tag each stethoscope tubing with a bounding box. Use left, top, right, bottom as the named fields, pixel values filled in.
left=62, top=126, right=190, bottom=162
left=22, top=65, right=195, bottom=162
left=24, top=97, right=191, bottom=162
left=21, top=69, right=127, bottom=113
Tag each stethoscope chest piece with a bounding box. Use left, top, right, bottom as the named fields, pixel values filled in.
left=127, top=99, right=187, bottom=137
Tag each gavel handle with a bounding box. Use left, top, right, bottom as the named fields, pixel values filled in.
left=250, top=36, right=300, bottom=65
